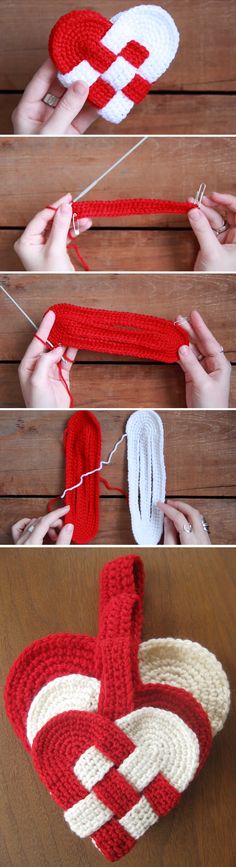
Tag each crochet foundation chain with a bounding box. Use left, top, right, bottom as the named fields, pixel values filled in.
left=49, top=6, right=180, bottom=124
left=4, top=555, right=230, bottom=862
left=48, top=410, right=166, bottom=546
left=46, top=303, right=189, bottom=365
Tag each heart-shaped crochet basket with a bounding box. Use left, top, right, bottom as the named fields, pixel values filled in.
left=49, top=5, right=180, bottom=123
left=4, top=556, right=230, bottom=862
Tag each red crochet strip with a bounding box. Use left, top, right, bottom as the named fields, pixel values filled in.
left=45, top=303, right=189, bottom=364
left=63, top=410, right=101, bottom=544
left=72, top=198, right=198, bottom=219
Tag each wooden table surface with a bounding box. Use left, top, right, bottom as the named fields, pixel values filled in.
left=0, top=409, right=235, bottom=545
left=1, top=137, right=235, bottom=271
left=0, top=546, right=235, bottom=867
left=0, top=273, right=236, bottom=409
left=0, top=0, right=236, bottom=134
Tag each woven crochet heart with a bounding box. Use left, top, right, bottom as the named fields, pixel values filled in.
left=5, top=556, right=230, bottom=862
left=49, top=5, right=180, bottom=124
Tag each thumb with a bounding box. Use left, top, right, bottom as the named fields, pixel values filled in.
left=40, top=80, right=89, bottom=134
left=178, top=344, right=207, bottom=388
left=47, top=202, right=72, bottom=251
left=188, top=207, right=219, bottom=259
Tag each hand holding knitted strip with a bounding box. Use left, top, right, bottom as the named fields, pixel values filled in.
left=49, top=6, right=179, bottom=124
left=46, top=303, right=189, bottom=364
left=4, top=555, right=230, bottom=862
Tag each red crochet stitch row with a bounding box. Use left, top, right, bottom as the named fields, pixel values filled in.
left=72, top=198, right=197, bottom=219
left=46, top=303, right=189, bottom=364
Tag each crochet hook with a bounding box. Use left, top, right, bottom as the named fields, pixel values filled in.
left=72, top=135, right=149, bottom=235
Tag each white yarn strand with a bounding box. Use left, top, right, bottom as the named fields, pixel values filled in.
left=61, top=432, right=127, bottom=499
left=126, top=410, right=166, bottom=546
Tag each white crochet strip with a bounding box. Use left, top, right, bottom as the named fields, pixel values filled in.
left=64, top=707, right=199, bottom=840
left=126, top=410, right=166, bottom=545
left=58, top=5, right=179, bottom=124
left=138, top=638, right=231, bottom=736
left=26, top=674, right=100, bottom=746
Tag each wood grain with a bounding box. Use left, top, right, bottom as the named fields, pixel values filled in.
left=0, top=410, right=235, bottom=544
left=0, top=547, right=235, bottom=866
left=0, top=136, right=235, bottom=271
left=0, top=273, right=235, bottom=408
left=1, top=1, right=236, bottom=134
left=1, top=93, right=236, bottom=136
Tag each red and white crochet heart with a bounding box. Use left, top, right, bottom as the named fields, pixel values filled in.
left=4, top=556, right=230, bottom=862
left=49, top=5, right=180, bottom=124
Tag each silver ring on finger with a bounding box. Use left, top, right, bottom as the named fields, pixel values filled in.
left=42, top=92, right=60, bottom=108
left=26, top=520, right=38, bottom=535
left=214, top=219, right=229, bottom=236
left=201, top=517, right=210, bottom=533
left=183, top=522, right=193, bottom=534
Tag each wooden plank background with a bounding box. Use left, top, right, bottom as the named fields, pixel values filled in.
left=0, top=136, right=236, bottom=272
left=0, top=410, right=235, bottom=545
left=0, top=0, right=236, bottom=134
left=0, top=273, right=235, bottom=409
left=1, top=546, right=235, bottom=867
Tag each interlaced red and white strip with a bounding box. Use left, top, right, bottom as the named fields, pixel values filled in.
left=4, top=556, right=230, bottom=861
left=49, top=6, right=180, bottom=124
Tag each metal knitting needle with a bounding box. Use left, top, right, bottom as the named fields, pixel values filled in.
left=72, top=136, right=149, bottom=235
left=0, top=283, right=58, bottom=352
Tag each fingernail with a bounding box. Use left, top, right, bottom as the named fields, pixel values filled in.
left=188, top=207, right=202, bottom=221
left=79, top=218, right=92, bottom=228
left=64, top=523, right=74, bottom=533
left=178, top=344, right=190, bottom=356
left=73, top=80, right=88, bottom=95
left=64, top=505, right=70, bottom=512
left=60, top=203, right=72, bottom=215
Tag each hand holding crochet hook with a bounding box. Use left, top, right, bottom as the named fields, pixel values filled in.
left=14, top=194, right=92, bottom=273
left=18, top=309, right=231, bottom=410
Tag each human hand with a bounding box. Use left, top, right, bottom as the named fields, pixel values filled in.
left=176, top=310, right=231, bottom=408
left=12, top=59, right=97, bottom=135
left=157, top=500, right=211, bottom=545
left=18, top=309, right=76, bottom=408
left=188, top=192, right=236, bottom=272
left=11, top=505, right=74, bottom=545
left=14, top=193, right=91, bottom=272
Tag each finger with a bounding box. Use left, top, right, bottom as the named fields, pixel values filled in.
left=11, top=517, right=32, bottom=542
left=30, top=344, right=65, bottom=385
left=72, top=102, right=98, bottom=134
left=188, top=310, right=224, bottom=359
left=20, top=194, right=72, bottom=243
left=210, top=192, right=236, bottom=211
left=177, top=343, right=207, bottom=387
left=175, top=315, right=201, bottom=357
left=61, top=346, right=77, bottom=371
left=156, top=501, right=186, bottom=534
left=166, top=499, right=201, bottom=525
left=27, top=506, right=70, bottom=543
left=19, top=59, right=58, bottom=105
left=40, top=81, right=89, bottom=135
left=188, top=207, right=220, bottom=258
left=70, top=217, right=93, bottom=237
left=188, top=196, right=224, bottom=229
left=163, top=515, right=178, bottom=545
left=47, top=202, right=72, bottom=250
left=20, top=310, right=56, bottom=371
left=56, top=523, right=74, bottom=545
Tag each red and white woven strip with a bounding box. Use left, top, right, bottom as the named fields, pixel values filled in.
left=4, top=556, right=230, bottom=862
left=49, top=6, right=180, bottom=124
